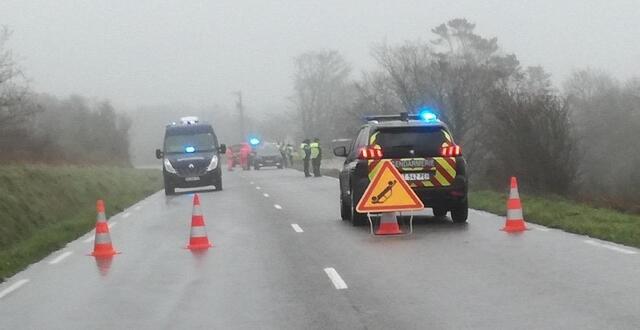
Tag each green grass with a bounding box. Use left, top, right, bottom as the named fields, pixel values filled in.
left=0, top=165, right=162, bottom=281
left=471, top=190, right=640, bottom=248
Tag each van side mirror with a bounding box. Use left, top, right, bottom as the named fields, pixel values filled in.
left=155, top=149, right=164, bottom=159
left=333, top=146, right=347, bottom=157
left=219, top=144, right=227, bottom=154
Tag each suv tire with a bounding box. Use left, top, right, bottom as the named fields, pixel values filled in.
left=340, top=195, right=350, bottom=221
left=350, top=187, right=368, bottom=226
left=451, top=200, right=468, bottom=223
left=433, top=207, right=448, bottom=217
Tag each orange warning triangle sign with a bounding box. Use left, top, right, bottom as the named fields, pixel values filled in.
left=356, top=160, right=424, bottom=213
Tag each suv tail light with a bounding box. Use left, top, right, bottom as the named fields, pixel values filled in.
left=358, top=147, right=383, bottom=160
left=441, top=145, right=462, bottom=157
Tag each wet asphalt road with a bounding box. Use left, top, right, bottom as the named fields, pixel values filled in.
left=2, top=168, right=640, bottom=329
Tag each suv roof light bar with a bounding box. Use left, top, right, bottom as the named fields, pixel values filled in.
left=364, top=112, right=423, bottom=122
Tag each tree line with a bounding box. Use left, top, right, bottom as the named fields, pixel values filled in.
left=0, top=27, right=131, bottom=165
left=286, top=19, right=639, bottom=210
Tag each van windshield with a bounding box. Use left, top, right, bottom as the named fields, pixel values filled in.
left=164, top=133, right=216, bottom=154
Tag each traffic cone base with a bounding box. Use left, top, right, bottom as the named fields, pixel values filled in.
left=501, top=220, right=527, bottom=233
left=375, top=213, right=403, bottom=235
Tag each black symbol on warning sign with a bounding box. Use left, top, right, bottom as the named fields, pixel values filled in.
left=371, top=180, right=397, bottom=204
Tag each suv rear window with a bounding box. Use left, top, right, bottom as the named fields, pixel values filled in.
left=374, top=127, right=447, bottom=158
left=257, top=144, right=281, bottom=156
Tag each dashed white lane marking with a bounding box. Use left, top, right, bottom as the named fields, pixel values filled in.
left=122, top=212, right=131, bottom=219
left=324, top=268, right=348, bottom=290
left=291, top=224, right=304, bottom=233
left=48, top=251, right=73, bottom=265
left=529, top=224, right=550, bottom=232
left=0, top=279, right=30, bottom=299
left=256, top=186, right=261, bottom=190
left=274, top=204, right=282, bottom=210
left=584, top=240, right=637, bottom=255
left=263, top=193, right=270, bottom=198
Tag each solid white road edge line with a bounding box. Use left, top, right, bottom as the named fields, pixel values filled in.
left=291, top=224, right=304, bottom=233
left=134, top=206, right=142, bottom=211
left=48, top=251, right=73, bottom=265
left=274, top=204, right=282, bottom=210
left=122, top=212, right=131, bottom=219
left=109, top=222, right=118, bottom=229
left=0, top=279, right=30, bottom=299
left=584, top=239, right=637, bottom=255
left=83, top=235, right=94, bottom=243
left=263, top=193, right=270, bottom=198
left=324, top=268, right=348, bottom=290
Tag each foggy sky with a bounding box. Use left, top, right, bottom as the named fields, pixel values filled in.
left=2, top=0, right=639, bottom=113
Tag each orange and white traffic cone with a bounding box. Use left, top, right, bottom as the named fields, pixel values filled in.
left=91, top=200, right=118, bottom=257
left=187, top=194, right=213, bottom=250
left=502, top=177, right=527, bottom=233
left=375, top=212, right=403, bottom=235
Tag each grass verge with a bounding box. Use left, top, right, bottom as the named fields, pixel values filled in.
left=471, top=190, right=640, bottom=248
left=0, top=165, right=162, bottom=281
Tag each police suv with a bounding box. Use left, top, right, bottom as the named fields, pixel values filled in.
left=334, top=111, right=468, bottom=225
left=155, top=117, right=226, bottom=195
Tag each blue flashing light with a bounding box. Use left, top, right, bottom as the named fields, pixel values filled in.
left=249, top=137, right=261, bottom=146
left=185, top=146, right=196, bottom=153
left=418, top=107, right=438, bottom=122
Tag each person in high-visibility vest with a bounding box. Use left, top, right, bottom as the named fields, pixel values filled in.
left=310, top=137, right=322, bottom=177
left=300, top=139, right=311, bottom=177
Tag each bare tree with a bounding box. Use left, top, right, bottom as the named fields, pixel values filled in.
left=0, top=26, right=35, bottom=129
left=291, top=50, right=352, bottom=142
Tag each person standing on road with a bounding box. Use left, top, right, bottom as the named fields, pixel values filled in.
left=286, top=144, right=294, bottom=167
left=225, top=146, right=234, bottom=171
left=300, top=139, right=311, bottom=177
left=310, top=137, right=322, bottom=177
left=239, top=143, right=251, bottom=170
left=278, top=142, right=288, bottom=167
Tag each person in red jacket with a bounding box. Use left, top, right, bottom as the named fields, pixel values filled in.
left=225, top=146, right=234, bottom=171
left=239, top=143, right=251, bottom=170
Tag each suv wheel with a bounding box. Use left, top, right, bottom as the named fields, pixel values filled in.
left=451, top=200, right=469, bottom=223
left=350, top=188, right=368, bottom=226
left=433, top=207, right=448, bottom=218
left=340, top=195, right=350, bottom=221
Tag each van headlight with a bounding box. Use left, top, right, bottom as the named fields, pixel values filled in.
left=206, top=155, right=219, bottom=171
left=164, top=159, right=177, bottom=174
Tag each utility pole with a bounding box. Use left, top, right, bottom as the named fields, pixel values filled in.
left=232, top=91, right=245, bottom=142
